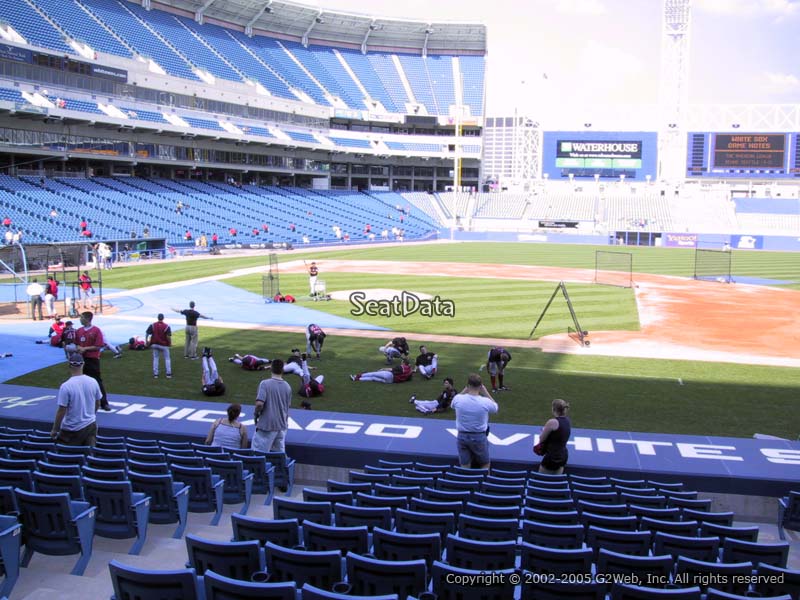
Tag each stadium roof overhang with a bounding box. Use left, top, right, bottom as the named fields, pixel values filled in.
left=149, top=0, right=486, bottom=54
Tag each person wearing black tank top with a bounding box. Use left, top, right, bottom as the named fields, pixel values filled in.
left=536, top=398, right=572, bottom=475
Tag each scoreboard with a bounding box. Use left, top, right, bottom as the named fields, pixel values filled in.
left=712, top=134, right=785, bottom=169
left=687, top=132, right=800, bottom=178
left=543, top=131, right=658, bottom=180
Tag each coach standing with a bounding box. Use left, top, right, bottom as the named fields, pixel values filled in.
left=172, top=301, right=212, bottom=360
left=308, top=261, right=319, bottom=297
left=27, top=278, right=45, bottom=320
left=146, top=313, right=172, bottom=379
left=451, top=374, right=498, bottom=469
left=76, top=311, right=111, bottom=411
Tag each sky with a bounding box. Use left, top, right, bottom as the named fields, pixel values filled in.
left=312, top=0, right=800, bottom=116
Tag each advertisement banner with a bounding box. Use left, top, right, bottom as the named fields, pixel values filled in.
left=730, top=235, right=763, bottom=250
left=90, top=64, right=128, bottom=83
left=663, top=233, right=698, bottom=248
left=0, top=43, right=32, bottom=64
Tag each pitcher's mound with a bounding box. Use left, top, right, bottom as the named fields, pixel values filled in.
left=329, top=288, right=433, bottom=301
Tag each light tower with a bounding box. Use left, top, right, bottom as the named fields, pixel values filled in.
left=658, top=0, right=692, bottom=182
left=511, top=113, right=540, bottom=191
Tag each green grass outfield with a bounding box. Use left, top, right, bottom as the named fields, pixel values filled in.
left=10, top=242, right=800, bottom=438
left=11, top=327, right=800, bottom=438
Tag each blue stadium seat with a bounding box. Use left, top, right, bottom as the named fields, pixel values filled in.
left=652, top=531, right=719, bottom=562
left=681, top=509, right=734, bottom=525
left=641, top=517, right=699, bottom=538
left=127, top=470, right=190, bottom=539
left=721, top=538, right=790, bottom=568
left=185, top=534, right=265, bottom=581
left=610, top=583, right=701, bottom=599
left=264, top=542, right=342, bottom=590
left=108, top=559, right=200, bottom=600
left=304, top=488, right=354, bottom=506
left=170, top=464, right=225, bottom=526
left=371, top=527, right=441, bottom=571
left=81, top=476, right=151, bottom=555
left=596, top=549, right=674, bottom=591
left=443, top=533, right=516, bottom=571
left=0, top=514, right=21, bottom=598
left=32, top=471, right=84, bottom=501
left=203, top=569, right=297, bottom=600
left=345, top=552, right=428, bottom=598
left=333, top=503, right=392, bottom=532
left=520, top=578, right=605, bottom=600
left=302, top=521, right=369, bottom=555
left=232, top=452, right=274, bottom=505
left=431, top=560, right=515, bottom=600
left=519, top=542, right=593, bottom=576
left=231, top=514, right=301, bottom=549
left=205, top=457, right=253, bottom=515
left=273, top=497, right=332, bottom=526
left=523, top=506, right=580, bottom=525
left=15, top=489, right=96, bottom=576
left=778, top=491, right=800, bottom=541
left=699, top=522, right=759, bottom=543
left=395, top=508, right=456, bottom=540
left=301, top=582, right=398, bottom=600
left=586, top=525, right=652, bottom=559
left=675, top=557, right=753, bottom=594
left=521, top=519, right=585, bottom=548
left=754, top=563, right=800, bottom=599
left=705, top=590, right=791, bottom=600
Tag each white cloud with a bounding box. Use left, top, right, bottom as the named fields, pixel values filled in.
left=695, top=0, right=799, bottom=17
left=555, top=0, right=608, bottom=15
left=764, top=71, right=800, bottom=91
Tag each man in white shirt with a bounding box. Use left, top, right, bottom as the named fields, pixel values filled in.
left=26, top=278, right=45, bottom=321
left=451, top=374, right=498, bottom=469
left=50, top=352, right=102, bottom=446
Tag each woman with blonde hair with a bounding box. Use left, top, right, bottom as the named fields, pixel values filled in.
left=534, top=399, right=571, bottom=475
left=205, top=403, right=248, bottom=449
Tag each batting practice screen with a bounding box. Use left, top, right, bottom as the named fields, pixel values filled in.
left=595, top=251, right=633, bottom=288
left=694, top=248, right=732, bottom=283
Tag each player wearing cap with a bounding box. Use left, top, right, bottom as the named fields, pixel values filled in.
left=50, top=352, right=102, bottom=446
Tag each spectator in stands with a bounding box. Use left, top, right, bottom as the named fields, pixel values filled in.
left=50, top=352, right=101, bottom=446
left=142, top=226, right=150, bottom=238
left=81, top=229, right=92, bottom=238
left=3, top=230, right=11, bottom=245
left=343, top=233, right=350, bottom=243
left=252, top=228, right=260, bottom=237
left=452, top=373, right=497, bottom=469
left=79, top=218, right=87, bottom=232
left=381, top=229, right=389, bottom=240
left=368, top=232, right=375, bottom=241
left=12, top=230, right=21, bottom=244
left=27, top=278, right=45, bottom=320
left=211, top=233, right=218, bottom=246
left=252, top=359, right=292, bottom=491
left=229, top=227, right=237, bottom=237
left=50, top=208, right=58, bottom=218
left=199, top=234, right=207, bottom=248
left=290, top=223, right=296, bottom=232
left=2, top=216, right=10, bottom=228
left=205, top=403, right=248, bottom=449
left=302, top=235, right=310, bottom=244
left=184, top=230, right=193, bottom=242
left=535, top=399, right=572, bottom=475
left=176, top=201, right=184, bottom=215
left=350, top=359, right=413, bottom=384
left=410, top=377, right=456, bottom=414
left=262, top=223, right=269, bottom=233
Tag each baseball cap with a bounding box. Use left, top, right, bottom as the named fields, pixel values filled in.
left=68, top=352, right=84, bottom=366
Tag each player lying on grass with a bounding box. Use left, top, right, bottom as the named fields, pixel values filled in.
left=229, top=352, right=271, bottom=371
left=410, top=377, right=455, bottom=414
left=351, top=358, right=413, bottom=384
left=201, top=347, right=226, bottom=396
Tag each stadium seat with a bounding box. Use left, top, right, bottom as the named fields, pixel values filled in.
left=185, top=534, right=265, bottom=581
left=302, top=521, right=369, bottom=555
left=231, top=514, right=301, bottom=548
left=395, top=508, right=456, bottom=539
left=205, top=457, right=253, bottom=515
left=675, top=557, right=753, bottom=594
left=699, top=522, right=759, bottom=543
left=521, top=519, right=585, bottom=548
left=371, top=527, right=441, bottom=570
left=170, top=464, right=225, bottom=526
left=586, top=526, right=652, bottom=558
left=652, top=531, right=720, bottom=562
left=463, top=500, right=520, bottom=520
left=681, top=509, right=734, bottom=525
left=721, top=538, right=790, bottom=568
left=327, top=480, right=372, bottom=494
left=304, top=488, right=354, bottom=506
left=344, top=552, right=427, bottom=598
left=575, top=499, right=629, bottom=516
left=519, top=542, right=593, bottom=575
left=81, top=466, right=128, bottom=482
left=610, top=583, right=701, bottom=599
left=778, top=491, right=800, bottom=541
left=431, top=560, right=515, bottom=600
left=754, top=563, right=800, bottom=599
left=264, top=541, right=342, bottom=589
left=520, top=578, right=605, bottom=600
left=108, top=559, right=200, bottom=600
left=127, top=470, right=190, bottom=539
left=333, top=503, right=392, bottom=531
left=523, top=506, right=580, bottom=525
left=595, top=549, right=674, bottom=591
left=410, top=497, right=463, bottom=514
left=82, top=476, right=151, bottom=555
left=443, top=533, right=517, bottom=570
left=32, top=471, right=84, bottom=500
left=355, top=492, right=408, bottom=514
left=203, top=569, right=297, bottom=599
left=231, top=453, right=274, bottom=504
left=641, top=517, right=699, bottom=538
left=580, top=511, right=639, bottom=531
left=273, top=497, right=332, bottom=525
left=300, top=582, right=398, bottom=600
left=15, top=489, right=96, bottom=576
left=0, top=514, right=21, bottom=598
left=705, top=590, right=791, bottom=600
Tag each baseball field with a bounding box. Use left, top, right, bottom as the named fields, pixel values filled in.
left=9, top=242, right=800, bottom=439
